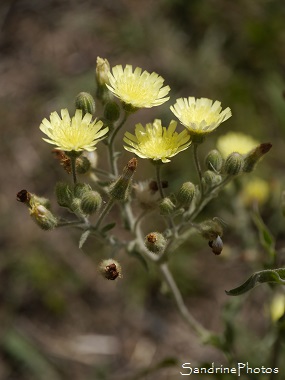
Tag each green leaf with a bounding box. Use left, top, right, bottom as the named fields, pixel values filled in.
left=79, top=230, right=90, bottom=249
left=101, top=222, right=116, bottom=234
left=226, top=268, right=285, bottom=296
left=251, top=209, right=276, bottom=258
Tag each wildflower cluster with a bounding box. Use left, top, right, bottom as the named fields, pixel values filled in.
left=17, top=57, right=273, bottom=354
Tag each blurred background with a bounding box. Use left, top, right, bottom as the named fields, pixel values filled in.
left=1, top=0, right=285, bottom=379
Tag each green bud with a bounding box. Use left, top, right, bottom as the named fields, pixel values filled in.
left=205, top=149, right=223, bottom=172
left=30, top=204, right=57, bottom=230
left=109, top=158, right=137, bottom=201
left=197, top=219, right=223, bottom=241
left=202, top=170, right=222, bottom=188
left=55, top=182, right=73, bottom=208
left=159, top=197, right=176, bottom=215
left=75, top=92, right=96, bottom=116
left=224, top=152, right=244, bottom=176
left=104, top=101, right=120, bottom=122
left=243, top=143, right=272, bottom=173
left=81, top=191, right=102, bottom=215
left=145, top=232, right=167, bottom=253
left=70, top=198, right=82, bottom=213
left=73, top=183, right=92, bottom=198
left=98, top=259, right=122, bottom=280
left=76, top=156, right=91, bottom=174
left=177, top=182, right=195, bottom=207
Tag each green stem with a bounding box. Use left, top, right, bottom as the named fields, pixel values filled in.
left=70, top=155, right=77, bottom=184
left=155, top=163, right=165, bottom=198
left=193, top=143, right=203, bottom=196
left=159, top=262, right=211, bottom=339
left=108, top=111, right=129, bottom=176
left=95, top=199, right=114, bottom=229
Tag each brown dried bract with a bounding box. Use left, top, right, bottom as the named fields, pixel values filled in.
left=52, top=149, right=72, bottom=174
left=16, top=189, right=31, bottom=203
left=105, top=263, right=120, bottom=280
left=147, top=233, right=157, bottom=243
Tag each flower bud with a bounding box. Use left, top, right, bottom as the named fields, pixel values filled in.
left=96, top=57, right=110, bottom=86
left=224, top=152, right=244, bottom=176
left=202, top=170, right=222, bottom=188
left=243, top=143, right=272, bottom=173
left=209, top=235, right=223, bottom=255
left=98, top=259, right=122, bottom=280
left=55, top=182, right=73, bottom=208
left=145, top=232, right=167, bottom=253
left=75, top=92, right=96, bottom=116
left=198, top=219, right=223, bottom=241
left=80, top=191, right=102, bottom=215
left=109, top=158, right=137, bottom=201
left=70, top=198, right=82, bottom=214
left=73, top=183, right=92, bottom=198
left=159, top=197, right=176, bottom=215
left=104, top=101, right=120, bottom=122
left=76, top=155, right=91, bottom=174
left=205, top=149, right=223, bottom=172
left=176, top=182, right=195, bottom=207
left=30, top=204, right=57, bottom=230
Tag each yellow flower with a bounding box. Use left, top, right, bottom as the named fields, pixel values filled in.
left=123, top=119, right=191, bottom=163
left=217, top=132, right=259, bottom=158
left=106, top=65, right=170, bottom=110
left=40, top=109, right=109, bottom=152
left=270, top=293, right=285, bottom=322
left=241, top=177, right=269, bottom=206
left=170, top=97, right=231, bottom=136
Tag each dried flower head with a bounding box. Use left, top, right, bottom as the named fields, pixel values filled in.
left=40, top=109, right=109, bottom=152
left=170, top=97, right=231, bottom=136
left=98, top=259, right=122, bottom=280
left=124, top=119, right=191, bottom=163
left=106, top=65, right=170, bottom=110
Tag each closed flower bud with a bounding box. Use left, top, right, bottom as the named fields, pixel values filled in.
left=96, top=57, right=111, bottom=86
left=70, top=198, right=82, bottom=213
left=81, top=191, right=102, bottom=215
left=76, top=155, right=91, bottom=174
left=109, top=158, right=137, bottom=201
left=202, top=170, right=222, bottom=188
left=75, top=92, right=96, bottom=116
left=224, top=152, right=244, bottom=175
left=104, top=101, right=120, bottom=122
left=55, top=182, right=73, bottom=208
left=98, top=259, right=122, bottom=280
left=73, top=183, right=92, bottom=198
left=145, top=232, right=167, bottom=253
left=30, top=204, right=57, bottom=230
left=209, top=235, right=223, bottom=255
left=243, top=143, right=272, bottom=173
left=198, top=219, right=223, bottom=241
left=205, top=149, right=223, bottom=172
left=159, top=197, right=176, bottom=215
left=177, top=182, right=195, bottom=207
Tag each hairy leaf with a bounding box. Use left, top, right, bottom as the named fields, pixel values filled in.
left=226, top=268, right=285, bottom=296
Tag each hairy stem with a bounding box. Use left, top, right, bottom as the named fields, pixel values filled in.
left=94, top=199, right=114, bottom=229
left=70, top=156, right=77, bottom=184
left=193, top=143, right=203, bottom=196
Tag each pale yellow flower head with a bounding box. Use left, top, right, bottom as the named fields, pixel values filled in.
left=217, top=132, right=259, bottom=158
left=40, top=109, right=109, bottom=152
left=270, top=293, right=285, bottom=322
left=241, top=177, right=270, bottom=206
left=124, top=119, right=191, bottom=163
left=170, top=97, right=231, bottom=136
left=106, top=65, right=170, bottom=110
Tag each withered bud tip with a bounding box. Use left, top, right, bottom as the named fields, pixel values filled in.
left=147, top=233, right=157, bottom=243
left=260, top=142, right=272, bottom=154
left=127, top=158, right=138, bottom=171
left=17, top=189, right=30, bottom=203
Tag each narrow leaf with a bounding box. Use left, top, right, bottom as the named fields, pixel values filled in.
left=251, top=210, right=276, bottom=257
left=101, top=222, right=116, bottom=234
left=226, top=268, right=285, bottom=296
left=79, top=230, right=90, bottom=249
